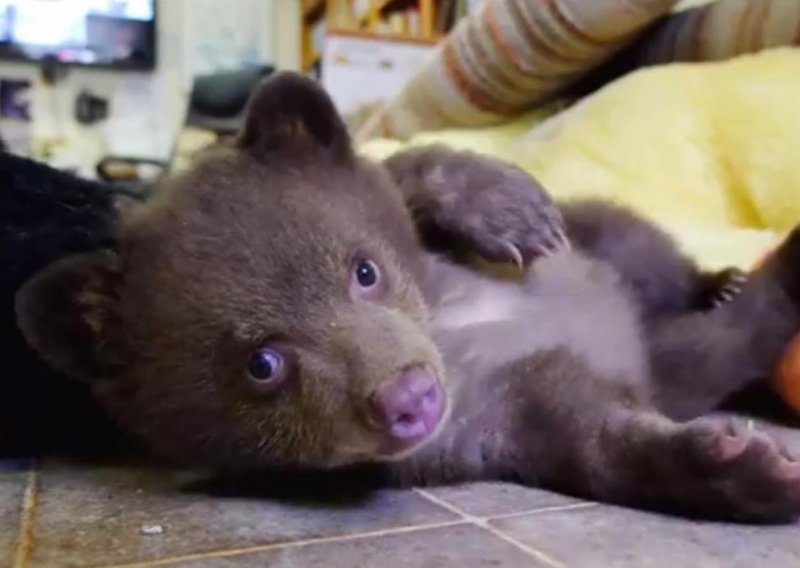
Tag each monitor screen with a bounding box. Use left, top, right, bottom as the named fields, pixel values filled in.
left=0, top=0, right=156, bottom=70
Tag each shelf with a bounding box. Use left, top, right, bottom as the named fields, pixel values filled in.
left=377, top=0, right=416, bottom=16
left=302, top=0, right=442, bottom=73
left=327, top=27, right=440, bottom=45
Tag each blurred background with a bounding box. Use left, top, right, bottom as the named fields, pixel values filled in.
left=0, top=0, right=475, bottom=190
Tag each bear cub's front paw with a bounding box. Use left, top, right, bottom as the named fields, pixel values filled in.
left=427, top=154, right=569, bottom=267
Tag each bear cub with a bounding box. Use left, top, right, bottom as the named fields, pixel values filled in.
left=15, top=72, right=800, bottom=523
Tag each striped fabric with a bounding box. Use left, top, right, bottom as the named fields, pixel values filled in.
left=633, top=0, right=800, bottom=65
left=356, top=0, right=679, bottom=141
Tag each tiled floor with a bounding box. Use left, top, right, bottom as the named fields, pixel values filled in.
left=3, top=416, right=800, bottom=568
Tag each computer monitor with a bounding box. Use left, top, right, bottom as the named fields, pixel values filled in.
left=0, top=0, right=156, bottom=71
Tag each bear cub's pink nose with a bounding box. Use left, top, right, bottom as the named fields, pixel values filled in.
left=369, top=366, right=444, bottom=441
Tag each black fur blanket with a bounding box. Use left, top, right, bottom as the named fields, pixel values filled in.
left=0, top=152, right=126, bottom=455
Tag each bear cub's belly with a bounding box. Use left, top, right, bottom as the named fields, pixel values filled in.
left=430, top=251, right=649, bottom=387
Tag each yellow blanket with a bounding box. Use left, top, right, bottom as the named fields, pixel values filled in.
left=360, top=49, right=800, bottom=271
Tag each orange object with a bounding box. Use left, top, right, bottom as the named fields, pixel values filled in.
left=775, top=333, right=800, bottom=413
left=754, top=237, right=800, bottom=413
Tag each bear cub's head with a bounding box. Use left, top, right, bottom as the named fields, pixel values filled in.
left=16, top=73, right=449, bottom=471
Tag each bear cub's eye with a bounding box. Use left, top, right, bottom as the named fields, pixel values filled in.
left=350, top=256, right=386, bottom=301
left=351, top=258, right=385, bottom=300
left=355, top=259, right=379, bottom=288
left=247, top=348, right=284, bottom=383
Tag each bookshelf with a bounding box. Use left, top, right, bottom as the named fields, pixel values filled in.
left=302, top=0, right=477, bottom=75
left=300, top=0, right=482, bottom=122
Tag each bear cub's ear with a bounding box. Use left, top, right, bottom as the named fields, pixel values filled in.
left=237, top=71, right=353, bottom=161
left=15, top=250, right=121, bottom=383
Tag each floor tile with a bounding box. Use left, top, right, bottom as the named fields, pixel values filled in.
left=0, top=475, right=27, bottom=568
left=30, top=463, right=457, bottom=567
left=424, top=482, right=586, bottom=518
left=491, top=503, right=800, bottom=568
left=170, top=523, right=548, bottom=568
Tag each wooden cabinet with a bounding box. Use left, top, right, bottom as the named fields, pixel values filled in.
left=301, top=0, right=473, bottom=76
left=320, top=31, right=436, bottom=117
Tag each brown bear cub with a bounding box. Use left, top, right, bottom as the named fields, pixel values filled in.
left=15, top=72, right=800, bottom=523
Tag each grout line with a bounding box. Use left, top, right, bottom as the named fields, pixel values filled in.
left=11, top=465, right=40, bottom=568
left=413, top=488, right=568, bottom=568
left=489, top=501, right=598, bottom=521
left=473, top=522, right=569, bottom=568
left=101, top=519, right=469, bottom=568
left=411, top=487, right=480, bottom=519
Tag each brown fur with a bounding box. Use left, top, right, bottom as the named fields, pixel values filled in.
left=15, top=72, right=800, bottom=523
